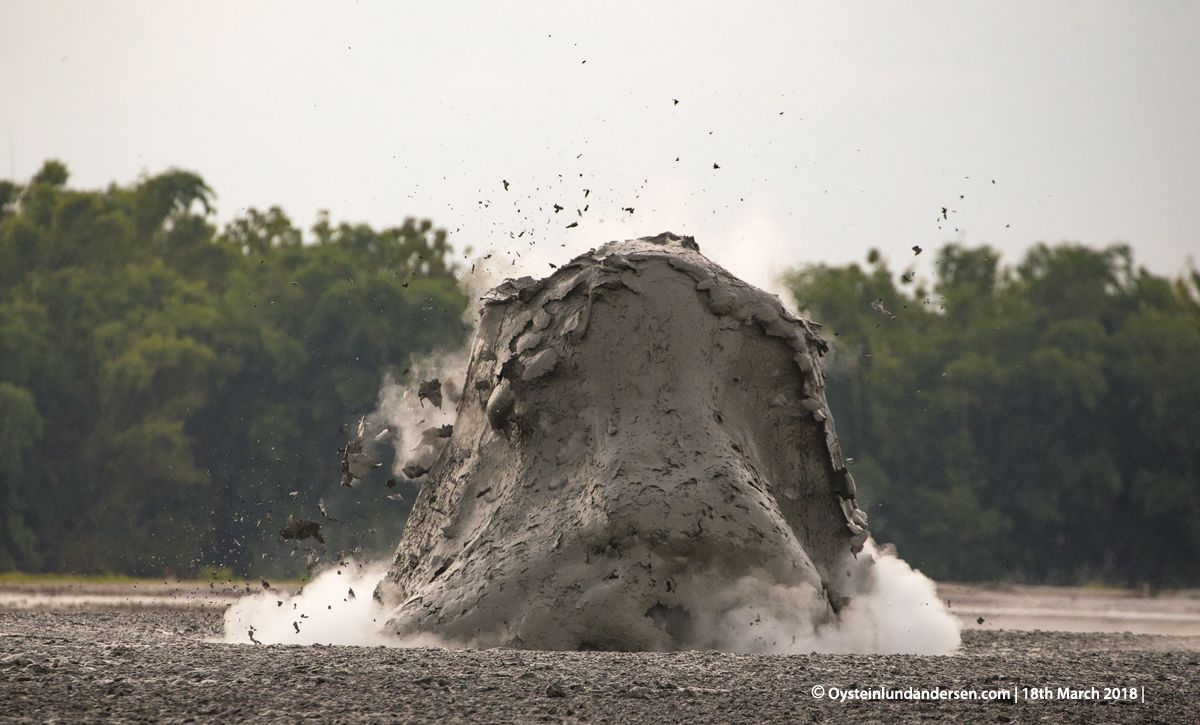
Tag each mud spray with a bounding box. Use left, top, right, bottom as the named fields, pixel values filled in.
left=225, top=233, right=960, bottom=655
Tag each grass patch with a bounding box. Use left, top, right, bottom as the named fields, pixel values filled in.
left=0, top=571, right=145, bottom=585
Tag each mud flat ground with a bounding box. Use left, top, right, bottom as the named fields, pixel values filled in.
left=941, top=582, right=1200, bottom=637
left=2, top=583, right=1200, bottom=724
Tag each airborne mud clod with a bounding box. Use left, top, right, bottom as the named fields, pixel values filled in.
left=280, top=516, right=325, bottom=545
left=418, top=379, right=443, bottom=408
left=317, top=498, right=340, bottom=523
left=870, top=298, right=896, bottom=320
left=339, top=417, right=383, bottom=487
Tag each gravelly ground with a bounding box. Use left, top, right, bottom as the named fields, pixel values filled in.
left=2, top=611, right=1198, bottom=724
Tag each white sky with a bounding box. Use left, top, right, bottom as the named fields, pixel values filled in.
left=3, top=1, right=1198, bottom=294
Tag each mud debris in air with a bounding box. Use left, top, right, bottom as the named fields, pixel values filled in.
left=418, top=379, right=443, bottom=408
left=339, top=417, right=382, bottom=487
left=280, top=516, right=325, bottom=545
left=318, top=498, right=340, bottom=522
left=871, top=298, right=897, bottom=320
left=402, top=462, right=428, bottom=480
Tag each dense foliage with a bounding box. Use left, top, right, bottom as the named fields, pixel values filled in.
left=0, top=161, right=468, bottom=577
left=786, top=245, right=1200, bottom=586
left=4, top=159, right=1198, bottom=588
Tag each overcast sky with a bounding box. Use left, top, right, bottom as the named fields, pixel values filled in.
left=3, top=1, right=1198, bottom=294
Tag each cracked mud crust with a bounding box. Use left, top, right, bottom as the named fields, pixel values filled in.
left=1, top=611, right=1198, bottom=724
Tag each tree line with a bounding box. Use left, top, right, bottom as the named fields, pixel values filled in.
left=786, top=243, right=1200, bottom=586
left=3, top=160, right=1198, bottom=586
left=0, top=161, right=467, bottom=578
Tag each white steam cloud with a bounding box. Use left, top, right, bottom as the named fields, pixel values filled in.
left=670, top=540, right=960, bottom=655
left=223, top=540, right=959, bottom=654
left=223, top=559, right=449, bottom=648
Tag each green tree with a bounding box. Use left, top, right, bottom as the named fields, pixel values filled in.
left=0, top=160, right=468, bottom=577
left=786, top=243, right=1200, bottom=585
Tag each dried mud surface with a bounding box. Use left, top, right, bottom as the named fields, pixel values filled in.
left=2, top=610, right=1198, bottom=724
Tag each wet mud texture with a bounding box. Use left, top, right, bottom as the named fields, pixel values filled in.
left=2, top=611, right=1198, bottom=724
left=379, top=232, right=871, bottom=650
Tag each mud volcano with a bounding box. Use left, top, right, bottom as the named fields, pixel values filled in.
left=375, top=232, right=874, bottom=650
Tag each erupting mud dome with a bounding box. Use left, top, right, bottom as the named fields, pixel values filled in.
left=373, top=232, right=959, bottom=653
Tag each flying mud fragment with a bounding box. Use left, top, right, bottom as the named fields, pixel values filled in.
left=280, top=516, right=325, bottom=545
left=418, top=379, right=443, bottom=409
left=318, top=498, right=340, bottom=523
left=339, top=417, right=382, bottom=487
left=401, top=461, right=429, bottom=480
left=375, top=232, right=875, bottom=651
